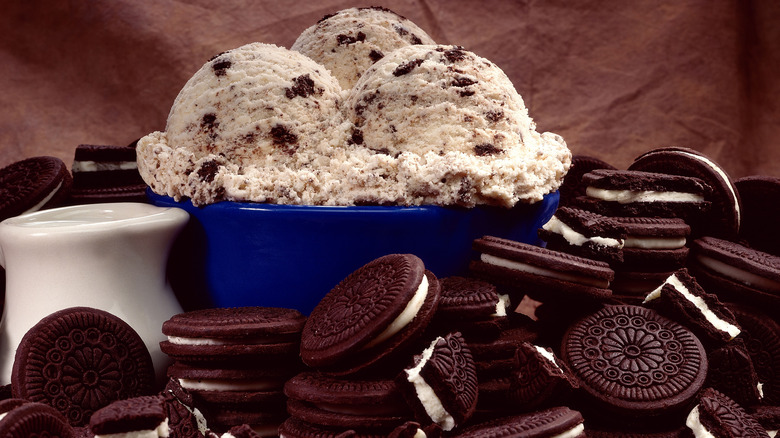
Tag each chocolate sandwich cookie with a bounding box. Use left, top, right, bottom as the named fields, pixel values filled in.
left=397, top=332, right=478, bottom=432
left=576, top=168, right=712, bottom=221
left=0, top=399, right=75, bottom=437
left=300, top=254, right=440, bottom=375
left=284, top=371, right=410, bottom=431
left=0, top=156, right=72, bottom=221
left=685, top=387, right=769, bottom=437
left=161, top=379, right=209, bottom=438
left=507, top=342, right=578, bottom=411
left=611, top=270, right=676, bottom=302
left=689, top=237, right=780, bottom=310
left=538, top=206, right=626, bottom=264
left=558, top=155, right=616, bottom=207
left=207, top=409, right=287, bottom=437
left=452, top=406, right=585, bottom=438
left=428, top=276, right=513, bottom=340
left=727, top=304, right=780, bottom=405
left=12, top=307, right=156, bottom=427
left=89, top=396, right=168, bottom=437
left=613, top=216, right=691, bottom=272
left=161, top=307, right=306, bottom=362
left=736, top=175, right=780, bottom=256
left=470, top=235, right=614, bottom=304
left=167, top=362, right=290, bottom=407
left=278, top=416, right=393, bottom=438
left=630, top=146, right=742, bottom=239
left=69, top=144, right=147, bottom=204
left=643, top=268, right=741, bottom=346
left=561, top=305, right=708, bottom=422
left=706, top=339, right=762, bottom=407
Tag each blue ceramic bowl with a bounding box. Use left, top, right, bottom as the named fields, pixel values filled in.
left=150, top=190, right=558, bottom=315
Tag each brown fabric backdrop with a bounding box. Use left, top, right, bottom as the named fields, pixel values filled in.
left=2, top=0, right=778, bottom=179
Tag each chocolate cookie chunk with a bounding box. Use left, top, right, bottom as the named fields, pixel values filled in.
left=630, top=147, right=742, bottom=240
left=11, top=307, right=156, bottom=426
left=300, top=254, right=440, bottom=375
left=0, top=156, right=72, bottom=221
left=561, top=305, right=708, bottom=421
left=507, top=342, right=578, bottom=411
left=728, top=304, right=780, bottom=405
left=686, top=388, right=769, bottom=437
left=397, top=332, right=478, bottom=432
left=706, top=339, right=762, bottom=407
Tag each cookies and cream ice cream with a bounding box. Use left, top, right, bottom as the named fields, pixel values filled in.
left=292, top=7, right=436, bottom=89
left=137, top=14, right=570, bottom=207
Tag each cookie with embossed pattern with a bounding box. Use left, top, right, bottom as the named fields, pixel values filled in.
left=11, top=307, right=156, bottom=427
left=88, top=395, right=168, bottom=437
left=452, top=406, right=585, bottom=438
left=0, top=398, right=75, bottom=438
left=561, top=305, right=708, bottom=420
left=630, top=147, right=742, bottom=240
left=300, top=254, right=440, bottom=375
left=397, top=332, right=477, bottom=432
left=689, top=236, right=780, bottom=310
left=160, top=307, right=305, bottom=361
left=506, top=342, right=578, bottom=411
left=0, top=156, right=72, bottom=221
left=470, top=235, right=614, bottom=303
left=685, top=387, right=769, bottom=437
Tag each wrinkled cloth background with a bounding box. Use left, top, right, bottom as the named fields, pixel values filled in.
left=2, top=0, right=778, bottom=180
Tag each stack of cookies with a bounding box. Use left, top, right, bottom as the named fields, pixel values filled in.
left=159, top=307, right=306, bottom=435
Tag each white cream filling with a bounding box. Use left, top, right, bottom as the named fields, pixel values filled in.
left=675, top=150, right=740, bottom=229
left=0, top=412, right=6, bottom=422
left=769, top=430, right=777, bottom=438
left=22, top=181, right=63, bottom=215
left=759, top=382, right=765, bottom=399
left=167, top=335, right=287, bottom=345
left=644, top=274, right=740, bottom=340
left=542, top=216, right=624, bottom=248
left=552, top=423, right=585, bottom=438
left=72, top=160, right=138, bottom=172
left=624, top=235, right=686, bottom=249
left=178, top=378, right=278, bottom=392
left=413, top=429, right=427, bottom=438
left=586, top=186, right=704, bottom=204
left=405, top=337, right=456, bottom=431
left=697, top=254, right=780, bottom=293
left=534, top=345, right=561, bottom=369
left=493, top=294, right=510, bottom=317
left=363, top=274, right=428, bottom=349
left=94, top=419, right=169, bottom=438
left=481, top=253, right=610, bottom=289
left=686, top=405, right=716, bottom=438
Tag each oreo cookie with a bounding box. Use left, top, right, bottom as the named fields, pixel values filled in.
left=452, top=406, right=585, bottom=438
left=643, top=268, right=741, bottom=346
left=89, top=395, right=168, bottom=437
left=284, top=371, right=410, bottom=432
left=728, top=304, right=780, bottom=405
left=538, top=206, right=627, bottom=264
left=470, top=236, right=614, bottom=304
left=614, top=216, right=690, bottom=272
left=278, top=416, right=426, bottom=438
left=629, top=147, right=742, bottom=239
left=300, top=254, right=440, bottom=375
left=561, top=305, right=708, bottom=422
left=706, top=339, right=762, bottom=407
left=397, top=332, right=478, bottom=432
left=0, top=398, right=76, bottom=437
left=507, top=342, right=578, bottom=411
left=689, top=236, right=780, bottom=310
left=161, top=379, right=209, bottom=438
left=558, top=155, right=616, bottom=207
left=576, top=168, right=712, bottom=222
left=736, top=175, right=780, bottom=256
left=160, top=307, right=306, bottom=362
left=69, top=144, right=147, bottom=204
left=0, top=156, right=72, bottom=221
left=685, top=387, right=769, bottom=437
left=428, top=276, right=513, bottom=340
left=11, top=307, right=156, bottom=427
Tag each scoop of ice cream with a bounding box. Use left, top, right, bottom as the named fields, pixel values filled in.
left=291, top=7, right=436, bottom=89
left=341, top=44, right=571, bottom=207
left=137, top=42, right=350, bottom=205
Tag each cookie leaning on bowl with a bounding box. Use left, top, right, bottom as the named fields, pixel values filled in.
left=300, top=253, right=441, bottom=376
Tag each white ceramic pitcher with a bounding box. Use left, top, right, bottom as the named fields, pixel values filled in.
left=0, top=202, right=189, bottom=385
